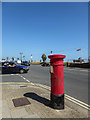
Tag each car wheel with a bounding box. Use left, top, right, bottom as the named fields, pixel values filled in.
left=19, top=69, right=24, bottom=74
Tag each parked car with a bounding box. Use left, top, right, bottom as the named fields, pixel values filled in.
left=41, top=62, right=50, bottom=67
left=21, top=61, right=30, bottom=66
left=0, top=62, right=29, bottom=74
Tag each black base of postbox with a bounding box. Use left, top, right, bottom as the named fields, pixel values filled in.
left=49, top=93, right=64, bottom=109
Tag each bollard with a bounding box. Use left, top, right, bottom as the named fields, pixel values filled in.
left=48, top=54, right=66, bottom=109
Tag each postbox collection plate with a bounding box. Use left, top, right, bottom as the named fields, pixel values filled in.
left=50, top=66, right=53, bottom=73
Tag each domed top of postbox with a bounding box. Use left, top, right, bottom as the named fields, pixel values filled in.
left=48, top=54, right=66, bottom=59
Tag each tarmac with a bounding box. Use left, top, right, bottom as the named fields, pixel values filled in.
left=0, top=82, right=89, bottom=119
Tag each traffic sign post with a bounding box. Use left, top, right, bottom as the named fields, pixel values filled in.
left=48, top=54, right=66, bottom=109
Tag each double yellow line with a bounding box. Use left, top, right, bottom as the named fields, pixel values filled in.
left=65, top=94, right=90, bottom=110
left=36, top=84, right=90, bottom=110
left=25, top=83, right=90, bottom=110
left=33, top=83, right=90, bottom=110
left=0, top=82, right=89, bottom=110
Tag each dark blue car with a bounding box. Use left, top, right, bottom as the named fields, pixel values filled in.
left=21, top=61, right=30, bottom=66
left=0, top=62, right=29, bottom=74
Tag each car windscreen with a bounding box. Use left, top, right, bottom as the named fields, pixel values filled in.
left=9, top=62, right=19, bottom=66
left=13, top=62, right=19, bottom=66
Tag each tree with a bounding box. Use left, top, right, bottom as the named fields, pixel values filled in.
left=2, top=58, right=5, bottom=60
left=41, top=54, right=47, bottom=62
left=12, top=57, right=14, bottom=61
left=17, top=58, right=19, bottom=60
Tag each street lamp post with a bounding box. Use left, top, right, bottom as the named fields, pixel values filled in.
left=20, top=52, right=23, bottom=62
left=31, top=54, right=32, bottom=62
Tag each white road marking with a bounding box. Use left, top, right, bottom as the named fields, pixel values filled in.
left=18, top=75, right=30, bottom=83
left=26, top=79, right=30, bottom=82
left=0, top=74, right=19, bottom=76
left=64, top=68, right=88, bottom=72
left=64, top=69, right=88, bottom=75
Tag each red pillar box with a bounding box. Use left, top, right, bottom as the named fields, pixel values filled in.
left=48, top=54, right=66, bottom=109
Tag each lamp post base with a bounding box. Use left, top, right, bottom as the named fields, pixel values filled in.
left=49, top=93, right=64, bottom=109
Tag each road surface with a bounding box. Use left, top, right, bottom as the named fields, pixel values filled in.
left=1, top=64, right=88, bottom=105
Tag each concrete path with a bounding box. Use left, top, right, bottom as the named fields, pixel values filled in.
left=0, top=82, right=89, bottom=118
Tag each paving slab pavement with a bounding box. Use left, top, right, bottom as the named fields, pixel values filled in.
left=0, top=83, right=89, bottom=119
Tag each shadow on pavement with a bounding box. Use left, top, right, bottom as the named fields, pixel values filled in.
left=24, top=92, right=50, bottom=107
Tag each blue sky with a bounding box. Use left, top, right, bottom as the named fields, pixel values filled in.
left=2, top=2, right=88, bottom=61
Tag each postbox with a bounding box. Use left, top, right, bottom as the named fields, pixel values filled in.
left=48, top=54, right=66, bottom=109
